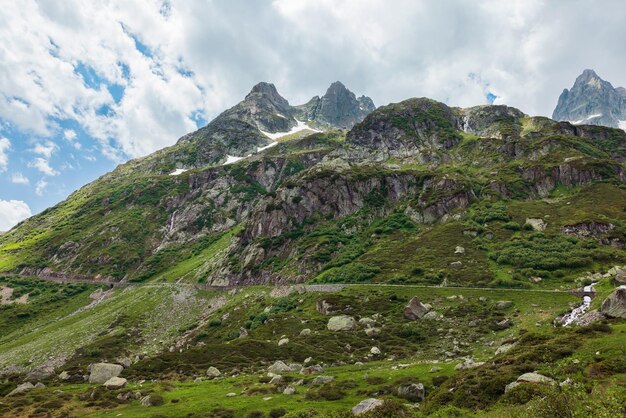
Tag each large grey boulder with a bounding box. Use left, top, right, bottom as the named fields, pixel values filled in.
left=206, top=366, right=221, bottom=379
left=311, top=375, right=334, bottom=385
left=600, top=288, right=626, bottom=318
left=352, top=398, right=384, bottom=415
left=89, top=363, right=123, bottom=384
left=505, top=372, right=556, bottom=392
left=327, top=315, right=356, bottom=331
left=397, top=383, right=425, bottom=401
left=7, top=382, right=34, bottom=396
left=268, top=361, right=293, bottom=374
left=403, top=297, right=430, bottom=320
left=103, top=377, right=127, bottom=390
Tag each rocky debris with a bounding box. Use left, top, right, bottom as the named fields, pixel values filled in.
left=358, top=317, right=376, bottom=328
left=316, top=299, right=334, bottom=315
left=525, top=218, right=547, bottom=231
left=206, top=366, right=221, bottom=379
left=397, top=383, right=425, bottom=401
left=7, top=382, right=34, bottom=396
left=278, top=337, right=290, bottom=346
left=576, top=310, right=606, bottom=326
left=352, top=398, right=384, bottom=416
left=299, top=328, right=311, bottom=336
left=58, top=371, right=70, bottom=380
left=300, top=364, right=324, bottom=375
left=104, top=377, right=127, bottom=390
left=600, top=288, right=626, bottom=318
left=454, top=246, right=465, bottom=254
left=404, top=297, right=431, bottom=320
left=89, top=363, right=123, bottom=384
left=116, top=357, right=132, bottom=368
left=562, top=221, right=615, bottom=239
left=327, top=315, right=357, bottom=331
left=495, top=301, right=513, bottom=310
left=268, top=361, right=293, bottom=374
left=455, top=358, right=485, bottom=371
left=505, top=372, right=556, bottom=392
left=494, top=318, right=513, bottom=330
left=312, top=375, right=335, bottom=385
left=370, top=347, right=381, bottom=355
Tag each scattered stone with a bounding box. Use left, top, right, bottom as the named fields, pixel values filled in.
left=300, top=364, right=324, bottom=375
left=89, top=363, right=123, bottom=384
left=614, top=267, right=626, bottom=284
left=140, top=395, right=154, bottom=406
left=397, top=383, right=425, bottom=401
left=359, top=317, right=376, bottom=328
left=525, top=218, right=547, bottom=231
left=530, top=276, right=543, bottom=284
left=450, top=261, right=463, bottom=269
left=495, top=342, right=517, bottom=355
left=327, top=315, right=356, bottom=331
left=116, top=357, right=132, bottom=368
left=268, top=361, right=292, bottom=374
left=404, top=297, right=430, bottom=320
left=58, top=371, right=70, bottom=381
left=226, top=392, right=237, bottom=397
left=269, top=375, right=283, bottom=385
left=352, top=398, right=384, bottom=415
left=239, top=327, right=249, bottom=338
left=263, top=397, right=272, bottom=401
left=423, top=311, right=442, bottom=320
left=429, top=366, right=442, bottom=373
left=505, top=372, right=556, bottom=392
left=454, top=246, right=465, bottom=254
left=304, top=357, right=313, bottom=364
left=446, top=295, right=458, bottom=301
left=600, top=288, right=626, bottom=318
left=206, top=367, right=221, bottom=379
left=34, top=382, right=45, bottom=389
left=316, top=299, right=334, bottom=315
left=468, top=319, right=480, bottom=327
left=104, top=377, right=127, bottom=390
left=283, top=386, right=296, bottom=395
left=495, top=301, right=513, bottom=310
left=300, top=328, right=311, bottom=336
left=494, top=318, right=513, bottom=330
left=7, top=382, right=34, bottom=396
left=455, top=359, right=485, bottom=370
left=478, top=297, right=487, bottom=302
left=370, top=347, right=381, bottom=355
left=312, top=375, right=335, bottom=385
left=278, top=338, right=289, bottom=346
left=365, top=327, right=381, bottom=337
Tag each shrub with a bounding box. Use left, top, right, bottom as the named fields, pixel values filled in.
left=269, top=408, right=288, bottom=418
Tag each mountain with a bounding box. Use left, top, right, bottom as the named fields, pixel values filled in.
left=1, top=85, right=626, bottom=417
left=553, top=69, right=626, bottom=129
left=294, top=81, right=376, bottom=129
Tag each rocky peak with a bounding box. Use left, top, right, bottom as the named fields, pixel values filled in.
left=294, top=81, right=376, bottom=130
left=553, top=69, right=626, bottom=129
left=245, top=82, right=293, bottom=115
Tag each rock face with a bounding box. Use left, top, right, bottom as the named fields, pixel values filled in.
left=553, top=69, right=626, bottom=129
left=600, top=288, right=626, bottom=318
left=352, top=398, right=384, bottom=415
left=327, top=315, right=357, bottom=331
left=88, top=363, right=123, bottom=384
left=404, top=297, right=430, bottom=320
left=294, top=81, right=375, bottom=130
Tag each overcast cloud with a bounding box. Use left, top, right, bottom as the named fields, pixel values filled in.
left=1, top=0, right=626, bottom=229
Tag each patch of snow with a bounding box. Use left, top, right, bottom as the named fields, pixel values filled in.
left=570, top=114, right=602, bottom=125
left=260, top=119, right=321, bottom=140
left=618, top=120, right=626, bottom=131
left=169, top=168, right=188, bottom=176
left=223, top=155, right=245, bottom=165
left=257, top=142, right=278, bottom=153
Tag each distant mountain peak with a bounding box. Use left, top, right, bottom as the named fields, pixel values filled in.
left=553, top=70, right=626, bottom=129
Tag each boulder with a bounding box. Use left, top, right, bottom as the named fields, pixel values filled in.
left=614, top=267, right=626, bottom=284
left=268, top=361, right=293, bottom=374
left=403, top=297, right=430, bottom=320
left=450, top=261, right=463, bottom=269
left=495, top=300, right=513, bottom=309
left=239, top=327, right=249, bottom=338
left=283, top=386, right=296, bottom=395
left=370, top=347, right=381, bottom=355
left=397, top=383, right=425, bottom=401
left=365, top=327, right=381, bottom=337
left=300, top=364, right=324, bottom=375
left=311, top=375, right=334, bottom=385
left=494, top=318, right=513, bottom=330
left=58, top=371, right=70, bottom=381
left=89, top=363, right=123, bottom=384
left=278, top=338, right=290, bottom=346
left=104, top=377, right=127, bottom=390
left=359, top=317, right=376, bottom=328
left=352, top=398, right=384, bottom=415
left=299, top=328, right=311, bottom=336
left=269, top=375, right=283, bottom=385
left=34, top=382, right=46, bottom=389
left=316, top=299, right=334, bottom=315
left=505, top=372, right=556, bottom=392
left=525, top=218, right=546, bottom=231
left=600, top=288, right=626, bottom=318
left=140, top=395, right=154, bottom=406
left=7, top=382, right=34, bottom=396
left=206, top=366, right=221, bottom=379
left=423, top=311, right=442, bottom=320
left=495, top=342, right=517, bottom=355
left=327, top=315, right=356, bottom=331
left=116, top=357, right=132, bottom=368
left=455, top=359, right=485, bottom=370
left=454, top=246, right=465, bottom=254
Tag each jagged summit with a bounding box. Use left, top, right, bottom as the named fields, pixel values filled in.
left=553, top=69, right=626, bottom=129
left=294, top=81, right=376, bottom=129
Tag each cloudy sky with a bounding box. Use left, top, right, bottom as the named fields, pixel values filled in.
left=1, top=0, right=625, bottom=230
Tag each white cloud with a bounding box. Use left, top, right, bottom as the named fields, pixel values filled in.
left=35, top=179, right=48, bottom=196
left=0, top=200, right=32, bottom=231
left=32, top=141, right=58, bottom=158
left=11, top=172, right=30, bottom=185
left=0, top=137, right=9, bottom=172
left=29, top=157, right=59, bottom=176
